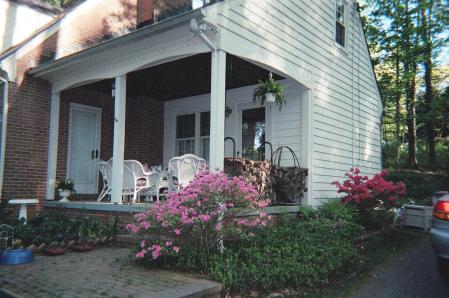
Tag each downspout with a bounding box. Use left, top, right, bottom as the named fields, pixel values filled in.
left=0, top=67, right=9, bottom=200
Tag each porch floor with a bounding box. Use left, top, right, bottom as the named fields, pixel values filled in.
left=0, top=247, right=221, bottom=298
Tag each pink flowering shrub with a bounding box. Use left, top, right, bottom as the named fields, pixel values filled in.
left=127, top=171, right=271, bottom=262
left=332, top=168, right=406, bottom=229
left=333, top=168, right=406, bottom=210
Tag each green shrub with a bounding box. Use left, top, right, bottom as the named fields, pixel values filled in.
left=386, top=170, right=448, bottom=206
left=141, top=216, right=362, bottom=294
left=318, top=199, right=355, bottom=222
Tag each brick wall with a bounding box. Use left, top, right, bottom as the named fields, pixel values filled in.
left=0, top=0, right=160, bottom=207
left=55, top=86, right=164, bottom=200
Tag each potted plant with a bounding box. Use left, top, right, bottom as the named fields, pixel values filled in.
left=56, top=179, right=76, bottom=202
left=44, top=241, right=66, bottom=256
left=71, top=218, right=94, bottom=252
left=252, top=73, right=286, bottom=110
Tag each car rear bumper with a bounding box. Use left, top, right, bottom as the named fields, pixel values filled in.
left=431, top=228, right=449, bottom=260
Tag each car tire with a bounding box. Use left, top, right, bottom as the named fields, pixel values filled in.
left=437, top=257, right=449, bottom=284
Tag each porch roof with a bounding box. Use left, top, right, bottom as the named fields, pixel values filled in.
left=30, top=8, right=209, bottom=92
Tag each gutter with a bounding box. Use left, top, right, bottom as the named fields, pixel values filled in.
left=0, top=68, right=9, bottom=200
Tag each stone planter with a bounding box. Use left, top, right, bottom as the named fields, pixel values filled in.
left=58, top=190, right=72, bottom=202
left=403, top=204, right=433, bottom=231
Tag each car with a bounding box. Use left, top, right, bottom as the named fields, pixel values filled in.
left=431, top=193, right=449, bottom=283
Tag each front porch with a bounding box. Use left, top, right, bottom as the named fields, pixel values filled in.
left=30, top=11, right=313, bottom=210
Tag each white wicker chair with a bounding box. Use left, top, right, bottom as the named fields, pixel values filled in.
left=97, top=159, right=112, bottom=202
left=97, top=159, right=161, bottom=203
left=124, top=160, right=161, bottom=203
left=167, top=154, right=207, bottom=192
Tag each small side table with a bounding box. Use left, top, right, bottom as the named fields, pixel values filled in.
left=8, top=199, right=39, bottom=222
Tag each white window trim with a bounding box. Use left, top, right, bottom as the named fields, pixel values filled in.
left=334, top=0, right=349, bottom=52
left=175, top=111, right=210, bottom=159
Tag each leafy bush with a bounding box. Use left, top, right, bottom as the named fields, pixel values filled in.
left=333, top=168, right=406, bottom=230
left=12, top=212, right=118, bottom=246
left=386, top=170, right=448, bottom=205
left=153, top=217, right=362, bottom=294
left=127, top=172, right=271, bottom=261
left=318, top=199, right=355, bottom=222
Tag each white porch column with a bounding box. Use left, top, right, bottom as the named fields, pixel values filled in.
left=209, top=50, right=226, bottom=171
left=45, top=91, right=60, bottom=200
left=111, top=74, right=127, bottom=203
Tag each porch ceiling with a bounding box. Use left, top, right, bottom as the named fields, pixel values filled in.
left=86, top=53, right=284, bottom=100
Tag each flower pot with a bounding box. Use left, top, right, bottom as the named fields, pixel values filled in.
left=265, top=92, right=276, bottom=103
left=71, top=243, right=93, bottom=252
left=44, top=246, right=66, bottom=256
left=58, top=190, right=71, bottom=202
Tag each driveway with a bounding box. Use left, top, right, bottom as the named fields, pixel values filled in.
left=351, top=240, right=449, bottom=298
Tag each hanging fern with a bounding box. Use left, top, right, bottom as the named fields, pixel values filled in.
left=252, top=77, right=286, bottom=111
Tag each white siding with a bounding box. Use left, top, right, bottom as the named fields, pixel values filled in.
left=0, top=0, right=54, bottom=53
left=164, top=80, right=306, bottom=167
left=204, top=0, right=382, bottom=205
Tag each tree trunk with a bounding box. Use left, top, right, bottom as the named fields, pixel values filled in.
left=394, top=50, right=402, bottom=163
left=405, top=62, right=418, bottom=168
left=421, top=3, right=436, bottom=165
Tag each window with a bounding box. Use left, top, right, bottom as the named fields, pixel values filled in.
left=175, top=112, right=210, bottom=160
left=200, top=112, right=210, bottom=161
left=335, top=0, right=346, bottom=47
left=176, top=114, right=195, bottom=156
left=242, top=107, right=265, bottom=160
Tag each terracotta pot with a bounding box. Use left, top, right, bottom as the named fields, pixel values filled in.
left=71, top=243, right=93, bottom=252
left=44, top=246, right=66, bottom=256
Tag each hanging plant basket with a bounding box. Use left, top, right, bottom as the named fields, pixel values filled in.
left=252, top=74, right=286, bottom=110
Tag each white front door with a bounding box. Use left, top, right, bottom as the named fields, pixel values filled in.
left=67, top=104, right=101, bottom=194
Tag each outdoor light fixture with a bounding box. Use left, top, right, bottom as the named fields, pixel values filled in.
left=225, top=106, right=232, bottom=118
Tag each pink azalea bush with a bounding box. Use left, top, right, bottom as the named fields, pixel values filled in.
left=333, top=168, right=406, bottom=210
left=127, top=171, right=271, bottom=262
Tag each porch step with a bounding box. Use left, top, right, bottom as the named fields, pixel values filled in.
left=115, top=233, right=140, bottom=247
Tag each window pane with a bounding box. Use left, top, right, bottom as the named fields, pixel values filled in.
left=242, top=107, right=265, bottom=160
left=176, top=139, right=195, bottom=156
left=176, top=114, right=195, bottom=139
left=201, top=137, right=210, bottom=161
left=336, top=22, right=345, bottom=46
left=200, top=111, right=210, bottom=137
left=336, top=4, right=344, bottom=23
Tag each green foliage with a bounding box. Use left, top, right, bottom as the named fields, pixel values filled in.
left=252, top=77, right=286, bottom=111
left=318, top=199, right=355, bottom=222
left=386, top=169, right=448, bottom=205
left=140, top=215, right=362, bottom=294
left=12, top=212, right=118, bottom=246
left=56, top=179, right=76, bottom=193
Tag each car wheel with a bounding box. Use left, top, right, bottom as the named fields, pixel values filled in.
left=437, top=257, right=449, bottom=284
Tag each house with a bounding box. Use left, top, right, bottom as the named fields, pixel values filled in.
left=0, top=0, right=382, bottom=217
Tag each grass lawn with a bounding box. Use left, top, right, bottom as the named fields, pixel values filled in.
left=301, top=228, right=427, bottom=297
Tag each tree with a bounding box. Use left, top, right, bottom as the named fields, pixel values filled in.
left=365, top=0, right=421, bottom=167
left=418, top=0, right=449, bottom=165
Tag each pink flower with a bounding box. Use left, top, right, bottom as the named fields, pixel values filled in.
left=174, top=228, right=182, bottom=235
left=135, top=250, right=146, bottom=259
left=173, top=246, right=180, bottom=253
left=165, top=241, right=172, bottom=247
left=140, top=240, right=146, bottom=248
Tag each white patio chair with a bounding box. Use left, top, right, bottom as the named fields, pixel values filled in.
left=167, top=154, right=207, bottom=192
left=97, top=159, right=112, bottom=202
left=97, top=159, right=161, bottom=203
left=124, top=160, right=161, bottom=203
